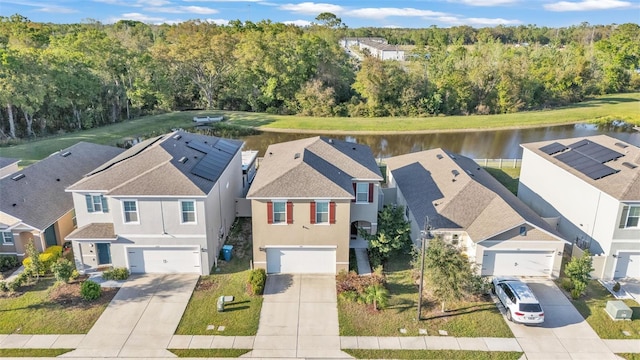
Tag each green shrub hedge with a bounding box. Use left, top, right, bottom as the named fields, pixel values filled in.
left=0, top=255, right=19, bottom=272
left=80, top=280, right=101, bottom=301
left=102, top=267, right=130, bottom=281
left=248, top=268, right=266, bottom=295
left=22, top=246, right=63, bottom=274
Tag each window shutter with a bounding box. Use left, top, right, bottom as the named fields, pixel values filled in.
left=368, top=183, right=374, bottom=203
left=352, top=183, right=356, bottom=202
left=619, top=205, right=629, bottom=228
left=330, top=202, right=336, bottom=224
left=310, top=202, right=316, bottom=224
left=101, top=196, right=109, bottom=212
left=287, top=201, right=293, bottom=224
left=267, top=202, right=273, bottom=224
left=85, top=195, right=94, bottom=213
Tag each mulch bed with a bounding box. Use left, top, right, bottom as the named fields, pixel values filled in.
left=48, top=282, right=118, bottom=308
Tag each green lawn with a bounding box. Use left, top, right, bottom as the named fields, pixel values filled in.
left=483, top=167, right=521, bottom=195
left=344, top=349, right=523, bottom=360
left=1, top=92, right=638, bottom=165
left=566, top=280, right=640, bottom=339
left=0, top=349, right=73, bottom=357
left=169, top=349, right=251, bottom=357
left=617, top=354, right=640, bottom=360
left=0, top=278, right=115, bottom=334
left=338, top=253, right=513, bottom=337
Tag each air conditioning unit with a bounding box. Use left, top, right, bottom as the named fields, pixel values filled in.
left=605, top=300, right=632, bottom=320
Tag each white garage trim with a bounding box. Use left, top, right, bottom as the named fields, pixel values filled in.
left=266, top=246, right=336, bottom=274
left=125, top=245, right=201, bottom=274
left=614, top=251, right=640, bottom=279
left=481, top=250, right=554, bottom=277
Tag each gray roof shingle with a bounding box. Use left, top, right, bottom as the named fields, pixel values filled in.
left=0, top=142, right=124, bottom=230
left=66, top=223, right=116, bottom=240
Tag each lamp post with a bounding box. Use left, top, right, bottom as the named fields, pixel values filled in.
left=417, top=216, right=430, bottom=321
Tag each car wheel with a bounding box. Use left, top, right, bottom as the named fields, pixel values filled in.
left=506, top=310, right=512, bottom=322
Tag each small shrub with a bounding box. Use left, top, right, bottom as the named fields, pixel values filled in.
left=0, top=281, right=7, bottom=292
left=336, top=270, right=385, bottom=295
left=102, top=267, right=130, bottom=281
left=80, top=280, right=101, bottom=301
left=70, top=269, right=79, bottom=281
left=7, top=280, right=20, bottom=292
left=612, top=282, right=621, bottom=292
left=51, top=258, right=74, bottom=283
left=0, top=255, right=19, bottom=272
left=560, top=277, right=574, bottom=291
left=248, top=268, right=266, bottom=295
left=338, top=290, right=360, bottom=303
left=23, top=246, right=62, bottom=276
left=571, top=281, right=587, bottom=300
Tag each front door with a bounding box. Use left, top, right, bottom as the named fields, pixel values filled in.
left=44, top=225, right=57, bottom=247
left=96, top=243, right=111, bottom=265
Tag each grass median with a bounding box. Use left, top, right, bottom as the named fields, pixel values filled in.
left=344, top=349, right=523, bottom=360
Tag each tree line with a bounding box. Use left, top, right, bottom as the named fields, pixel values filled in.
left=1, top=14, right=639, bottom=140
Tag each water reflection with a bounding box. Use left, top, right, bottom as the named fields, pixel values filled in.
left=240, top=123, right=640, bottom=159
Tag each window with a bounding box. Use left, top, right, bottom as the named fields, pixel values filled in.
left=85, top=194, right=108, bottom=213
left=620, top=205, right=640, bottom=228
left=356, top=183, right=369, bottom=203
left=316, top=201, right=329, bottom=224
left=123, top=200, right=139, bottom=223
left=273, top=201, right=286, bottom=224
left=72, top=209, right=77, bottom=227
left=2, top=231, right=13, bottom=244
left=181, top=200, right=196, bottom=224
left=519, top=226, right=527, bottom=236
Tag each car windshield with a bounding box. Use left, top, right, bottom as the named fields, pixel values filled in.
left=519, top=303, right=542, bottom=312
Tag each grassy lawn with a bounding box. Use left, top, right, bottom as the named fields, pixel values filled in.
left=0, top=277, right=116, bottom=334
left=564, top=280, right=640, bottom=339
left=617, top=354, right=640, bottom=360
left=483, top=167, right=521, bottom=195
left=0, top=349, right=73, bottom=357
left=344, top=349, right=523, bottom=360
left=175, top=218, right=262, bottom=336
left=1, top=92, right=637, bottom=165
left=169, top=349, right=251, bottom=357
left=338, top=252, right=513, bottom=337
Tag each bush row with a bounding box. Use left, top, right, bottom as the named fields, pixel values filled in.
left=0, top=255, right=19, bottom=273
left=23, top=246, right=63, bottom=275
left=102, top=267, right=130, bottom=281
left=248, top=268, right=266, bottom=296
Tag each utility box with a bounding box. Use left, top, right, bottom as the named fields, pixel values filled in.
left=217, top=295, right=235, bottom=312
left=605, top=300, right=632, bottom=320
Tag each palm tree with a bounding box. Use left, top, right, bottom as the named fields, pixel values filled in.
left=364, top=284, right=389, bottom=311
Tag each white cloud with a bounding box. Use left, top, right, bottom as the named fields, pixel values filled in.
left=2, top=0, right=78, bottom=13
left=106, top=12, right=168, bottom=23
left=436, top=16, right=521, bottom=26
left=279, top=2, right=344, bottom=15
left=138, top=0, right=170, bottom=5
left=283, top=19, right=312, bottom=26
left=37, top=5, right=78, bottom=13
left=147, top=5, right=219, bottom=14
left=205, top=18, right=230, bottom=25
left=183, top=0, right=262, bottom=2
left=347, top=7, right=447, bottom=19
left=544, top=0, right=632, bottom=11
left=449, top=0, right=518, bottom=6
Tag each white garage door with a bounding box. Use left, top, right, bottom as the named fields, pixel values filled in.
left=614, top=252, right=640, bottom=279
left=127, top=247, right=201, bottom=274
left=266, top=247, right=336, bottom=274
left=481, top=250, right=554, bottom=276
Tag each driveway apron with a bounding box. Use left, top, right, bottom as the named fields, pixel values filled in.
left=504, top=278, right=618, bottom=360
left=61, top=274, right=198, bottom=358
left=250, top=274, right=350, bottom=359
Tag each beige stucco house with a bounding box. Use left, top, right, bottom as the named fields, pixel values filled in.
left=519, top=135, right=640, bottom=280
left=65, top=131, right=243, bottom=275
left=0, top=143, right=123, bottom=259
left=385, top=149, right=569, bottom=278
left=247, top=137, right=383, bottom=274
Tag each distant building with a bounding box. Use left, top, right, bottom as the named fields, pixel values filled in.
left=340, top=37, right=413, bottom=61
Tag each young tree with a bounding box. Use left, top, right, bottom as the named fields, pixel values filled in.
left=364, top=284, right=389, bottom=311
left=565, top=250, right=594, bottom=299
left=360, top=205, right=411, bottom=267
left=25, top=240, right=43, bottom=280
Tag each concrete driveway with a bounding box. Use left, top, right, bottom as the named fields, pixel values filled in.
left=619, top=278, right=640, bottom=301
left=249, top=274, right=350, bottom=359
left=501, top=278, right=618, bottom=360
left=62, top=274, right=198, bottom=358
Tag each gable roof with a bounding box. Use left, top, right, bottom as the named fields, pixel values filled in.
left=385, top=149, right=565, bottom=243
left=521, top=135, right=640, bottom=201
left=247, top=136, right=383, bottom=199
left=0, top=142, right=124, bottom=231
left=67, top=131, right=243, bottom=196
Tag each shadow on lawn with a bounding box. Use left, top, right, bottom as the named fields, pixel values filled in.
left=421, top=303, right=497, bottom=321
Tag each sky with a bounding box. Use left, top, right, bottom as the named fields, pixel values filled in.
left=1, top=0, right=639, bottom=28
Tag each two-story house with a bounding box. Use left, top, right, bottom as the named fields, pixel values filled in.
left=0, top=143, right=123, bottom=258
left=247, top=137, right=383, bottom=274
left=386, top=149, right=568, bottom=278
left=65, top=131, right=243, bottom=275
left=519, top=135, right=640, bottom=280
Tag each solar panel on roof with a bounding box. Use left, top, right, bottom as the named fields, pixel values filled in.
left=539, top=142, right=568, bottom=155
left=186, top=140, right=213, bottom=154
left=568, top=139, right=623, bottom=163
left=214, top=139, right=239, bottom=155
left=556, top=151, right=618, bottom=180
left=190, top=148, right=234, bottom=182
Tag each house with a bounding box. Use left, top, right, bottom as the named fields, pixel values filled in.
left=518, top=135, right=640, bottom=279
left=65, top=131, right=243, bottom=275
left=0, top=143, right=124, bottom=258
left=247, top=137, right=383, bottom=274
left=0, top=157, right=20, bottom=179
left=385, top=149, right=569, bottom=278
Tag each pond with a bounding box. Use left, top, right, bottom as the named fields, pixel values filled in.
left=240, top=122, right=640, bottom=159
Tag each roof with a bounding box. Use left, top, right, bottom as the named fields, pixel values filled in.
left=247, top=136, right=383, bottom=199
left=0, top=157, right=19, bottom=169
left=66, top=223, right=116, bottom=240
left=242, top=150, right=258, bottom=171
left=385, top=149, right=565, bottom=243
left=67, top=131, right=243, bottom=196
left=0, top=142, right=124, bottom=231
left=521, top=135, right=640, bottom=201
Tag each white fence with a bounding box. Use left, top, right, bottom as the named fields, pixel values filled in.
left=474, top=158, right=521, bottom=168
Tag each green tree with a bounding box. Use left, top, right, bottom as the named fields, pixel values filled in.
left=360, top=205, right=411, bottom=267
left=565, top=251, right=594, bottom=299
left=51, top=258, right=74, bottom=283
left=24, top=240, right=43, bottom=280
left=363, top=284, right=389, bottom=311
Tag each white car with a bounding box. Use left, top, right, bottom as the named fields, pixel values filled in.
left=491, top=278, right=544, bottom=325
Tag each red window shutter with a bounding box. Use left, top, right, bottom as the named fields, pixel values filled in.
left=310, top=202, right=316, bottom=224
left=267, top=202, right=273, bottom=224
left=368, top=183, right=374, bottom=203
left=287, top=201, right=293, bottom=224
left=352, top=183, right=356, bottom=202
left=330, top=202, right=336, bottom=224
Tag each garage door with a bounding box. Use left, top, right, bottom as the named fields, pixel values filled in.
left=127, top=247, right=201, bottom=274
left=614, top=252, right=640, bottom=279
left=481, top=250, right=553, bottom=276
left=266, top=247, right=336, bottom=274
